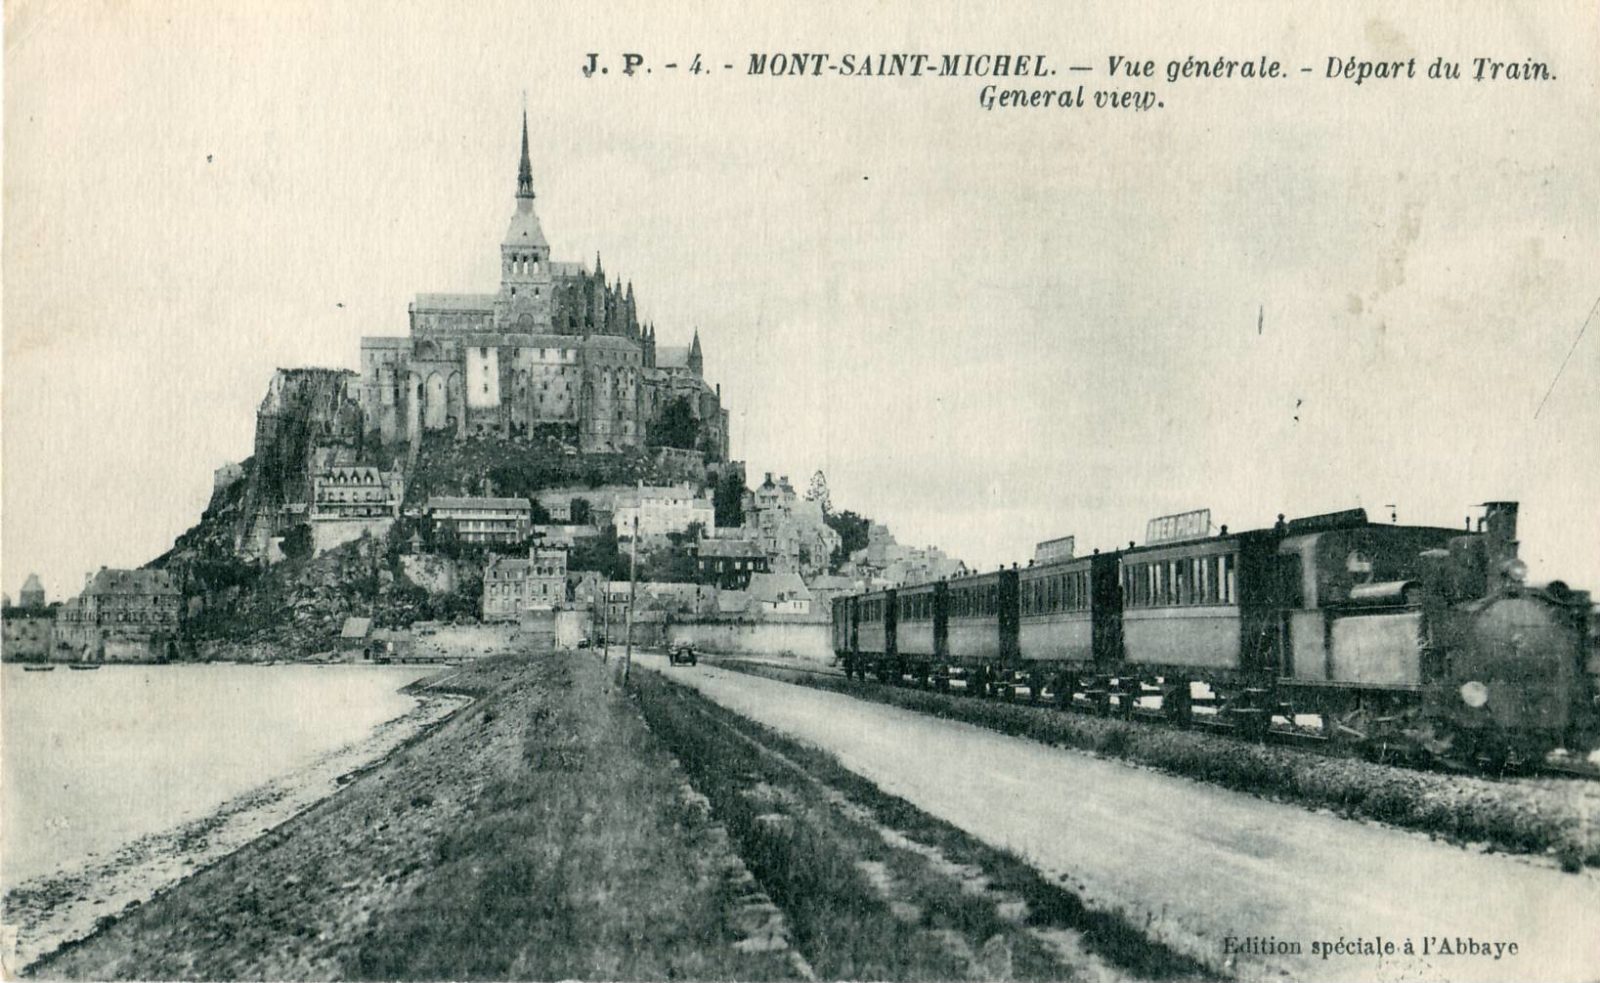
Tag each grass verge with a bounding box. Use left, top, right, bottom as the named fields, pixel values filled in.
left=31, top=653, right=797, bottom=981
left=635, top=668, right=1218, bottom=981
left=715, top=658, right=1600, bottom=870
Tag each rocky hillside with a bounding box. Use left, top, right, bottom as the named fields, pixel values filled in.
left=402, top=432, right=659, bottom=505
left=182, top=535, right=481, bottom=658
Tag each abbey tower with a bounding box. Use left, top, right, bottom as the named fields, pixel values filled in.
left=358, top=112, right=729, bottom=458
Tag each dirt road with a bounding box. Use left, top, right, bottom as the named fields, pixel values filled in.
left=640, top=656, right=1600, bottom=982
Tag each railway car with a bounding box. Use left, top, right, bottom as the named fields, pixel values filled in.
left=829, top=591, right=857, bottom=665
left=846, top=587, right=894, bottom=680
left=831, top=500, right=1598, bottom=768
left=943, top=568, right=1018, bottom=695
left=891, top=580, right=940, bottom=685
left=1017, top=550, right=1123, bottom=708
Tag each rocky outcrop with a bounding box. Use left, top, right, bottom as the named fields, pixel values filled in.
left=236, top=368, right=371, bottom=555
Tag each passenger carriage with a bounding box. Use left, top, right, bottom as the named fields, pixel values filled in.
left=1018, top=550, right=1123, bottom=706
left=942, top=568, right=1019, bottom=694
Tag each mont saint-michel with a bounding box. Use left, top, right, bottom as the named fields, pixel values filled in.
left=6, top=4, right=1599, bottom=978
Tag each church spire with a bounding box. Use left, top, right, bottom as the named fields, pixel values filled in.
left=516, top=107, right=535, bottom=199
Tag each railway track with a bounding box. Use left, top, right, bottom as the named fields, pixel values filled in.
left=704, top=655, right=1600, bottom=781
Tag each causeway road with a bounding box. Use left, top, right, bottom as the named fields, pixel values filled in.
left=638, top=655, right=1600, bottom=982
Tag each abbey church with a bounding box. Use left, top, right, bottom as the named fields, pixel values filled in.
left=358, top=113, right=729, bottom=458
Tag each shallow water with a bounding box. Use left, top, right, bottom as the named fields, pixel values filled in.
left=1, top=663, right=435, bottom=886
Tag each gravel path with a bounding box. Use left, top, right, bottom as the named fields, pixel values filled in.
left=641, top=655, right=1600, bottom=982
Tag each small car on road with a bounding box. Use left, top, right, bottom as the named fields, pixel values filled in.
left=669, top=644, right=698, bottom=666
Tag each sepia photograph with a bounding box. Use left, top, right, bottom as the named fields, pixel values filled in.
left=3, top=1, right=1598, bottom=980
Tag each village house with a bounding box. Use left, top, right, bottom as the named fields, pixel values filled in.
left=54, top=568, right=183, bottom=662
left=3, top=608, right=55, bottom=662
left=694, top=537, right=770, bottom=589
left=742, top=473, right=840, bottom=579
left=746, top=571, right=814, bottom=616
left=427, top=496, right=533, bottom=545
left=312, top=466, right=404, bottom=518
left=481, top=546, right=569, bottom=621
left=613, top=482, right=716, bottom=542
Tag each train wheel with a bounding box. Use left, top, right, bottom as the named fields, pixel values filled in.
left=1086, top=676, right=1112, bottom=716
left=1054, top=673, right=1078, bottom=710
left=1230, top=708, right=1270, bottom=741
left=1163, top=677, right=1193, bottom=727
left=1118, top=678, right=1140, bottom=720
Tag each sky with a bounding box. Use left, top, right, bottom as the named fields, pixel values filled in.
left=5, top=0, right=1598, bottom=603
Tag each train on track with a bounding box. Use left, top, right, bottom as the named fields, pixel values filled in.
left=831, top=501, right=1600, bottom=769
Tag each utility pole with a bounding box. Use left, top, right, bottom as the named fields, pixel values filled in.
left=601, top=576, right=610, bottom=663
left=623, top=511, right=639, bottom=684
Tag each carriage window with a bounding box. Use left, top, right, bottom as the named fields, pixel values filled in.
left=1221, top=555, right=1236, bottom=604
left=1201, top=558, right=1213, bottom=603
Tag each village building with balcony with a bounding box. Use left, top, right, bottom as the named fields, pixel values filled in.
left=427, top=496, right=533, bottom=546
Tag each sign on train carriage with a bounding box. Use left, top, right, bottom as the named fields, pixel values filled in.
left=1034, top=535, right=1075, bottom=564
left=1145, top=509, right=1212, bottom=546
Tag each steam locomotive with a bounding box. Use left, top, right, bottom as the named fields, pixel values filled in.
left=831, top=502, right=1599, bottom=768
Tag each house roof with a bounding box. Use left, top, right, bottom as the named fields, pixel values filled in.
left=747, top=572, right=811, bottom=604
left=807, top=575, right=855, bottom=591
left=85, top=569, right=179, bottom=596
left=427, top=496, right=532, bottom=511
left=698, top=538, right=765, bottom=559
left=319, top=466, right=387, bottom=484
left=485, top=557, right=531, bottom=580
left=340, top=617, right=373, bottom=639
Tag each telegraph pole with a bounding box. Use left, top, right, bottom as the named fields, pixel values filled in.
left=623, top=512, right=639, bottom=684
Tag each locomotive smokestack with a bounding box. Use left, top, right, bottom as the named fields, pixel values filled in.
left=1481, top=501, right=1520, bottom=564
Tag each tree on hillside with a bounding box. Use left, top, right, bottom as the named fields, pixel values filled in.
left=713, top=469, right=746, bottom=528
left=570, top=497, right=593, bottom=526
left=649, top=396, right=699, bottom=451
left=805, top=470, right=832, bottom=514
left=568, top=523, right=624, bottom=581
left=825, top=509, right=871, bottom=570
